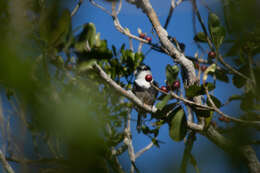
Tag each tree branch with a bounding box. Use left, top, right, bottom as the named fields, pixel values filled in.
left=123, top=110, right=139, bottom=173
left=135, top=142, right=153, bottom=159
left=218, top=55, right=252, bottom=83
left=202, top=125, right=260, bottom=173
left=71, top=0, right=83, bottom=17
left=0, top=149, right=15, bottom=173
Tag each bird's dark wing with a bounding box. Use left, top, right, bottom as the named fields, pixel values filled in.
left=151, top=80, right=159, bottom=98
left=132, top=81, right=144, bottom=94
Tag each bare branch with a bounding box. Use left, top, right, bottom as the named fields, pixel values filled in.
left=137, top=42, right=143, bottom=53
left=89, top=0, right=112, bottom=15
left=123, top=110, right=137, bottom=173
left=135, top=142, right=153, bottom=158
left=0, top=149, right=15, bottom=173
left=71, top=0, right=83, bottom=17
left=116, top=0, right=123, bottom=15
left=129, top=38, right=134, bottom=51
left=164, top=0, right=183, bottom=29
left=164, top=0, right=175, bottom=29
left=202, top=125, right=260, bottom=173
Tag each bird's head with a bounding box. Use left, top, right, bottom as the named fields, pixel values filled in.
left=134, top=64, right=151, bottom=78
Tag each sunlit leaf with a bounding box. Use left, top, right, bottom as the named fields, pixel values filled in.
left=166, top=64, right=179, bottom=85
left=156, top=94, right=172, bottom=110
left=78, top=59, right=96, bottom=72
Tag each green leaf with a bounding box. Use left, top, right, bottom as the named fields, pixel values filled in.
left=215, top=69, right=229, bottom=83
left=205, top=112, right=214, bottom=127
left=120, top=44, right=125, bottom=52
left=208, top=13, right=225, bottom=49
left=134, top=52, right=144, bottom=67
left=203, top=64, right=216, bottom=82
left=232, top=74, right=246, bottom=88
left=194, top=32, right=208, bottom=42
left=78, top=23, right=96, bottom=48
left=185, top=85, right=202, bottom=98
left=185, top=83, right=215, bottom=98
left=211, top=26, right=226, bottom=49
left=156, top=94, right=172, bottom=110
left=78, top=59, right=96, bottom=72
left=206, top=95, right=222, bottom=108
left=112, top=45, right=117, bottom=56
left=225, top=41, right=242, bottom=56
left=154, top=102, right=178, bottom=118
left=228, top=95, right=242, bottom=102
left=166, top=64, right=179, bottom=85
left=51, top=9, right=71, bottom=47
left=204, top=82, right=215, bottom=92
left=169, top=107, right=187, bottom=142
left=240, top=92, right=255, bottom=111
left=208, top=13, right=221, bottom=31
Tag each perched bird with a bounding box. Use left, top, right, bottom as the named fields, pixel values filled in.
left=132, top=64, right=158, bottom=133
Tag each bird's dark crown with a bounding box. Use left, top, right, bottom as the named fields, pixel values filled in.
left=134, top=64, right=151, bottom=77
left=137, top=64, right=151, bottom=71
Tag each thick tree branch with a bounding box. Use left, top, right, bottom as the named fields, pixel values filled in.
left=137, top=0, right=197, bottom=85
left=202, top=125, right=260, bottom=173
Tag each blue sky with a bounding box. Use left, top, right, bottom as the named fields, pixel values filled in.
left=70, top=0, right=245, bottom=172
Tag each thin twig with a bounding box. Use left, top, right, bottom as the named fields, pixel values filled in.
left=135, top=142, right=154, bottom=158
left=71, top=0, right=83, bottom=17
left=218, top=55, right=252, bottom=83
left=89, top=0, right=112, bottom=15
left=164, top=0, right=183, bottom=29
left=192, top=0, right=213, bottom=49
left=164, top=0, right=175, bottom=29
left=116, top=0, right=123, bottom=15
left=137, top=42, right=143, bottom=53
left=90, top=0, right=149, bottom=44
left=0, top=149, right=15, bottom=173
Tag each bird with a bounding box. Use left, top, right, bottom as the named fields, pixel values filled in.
left=132, top=64, right=158, bottom=133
